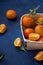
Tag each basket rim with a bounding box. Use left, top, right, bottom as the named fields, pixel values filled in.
left=20, top=13, right=43, bottom=44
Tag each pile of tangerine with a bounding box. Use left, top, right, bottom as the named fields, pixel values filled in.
left=22, top=14, right=43, bottom=42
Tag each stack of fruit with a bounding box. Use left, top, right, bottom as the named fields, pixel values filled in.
left=22, top=6, right=43, bottom=42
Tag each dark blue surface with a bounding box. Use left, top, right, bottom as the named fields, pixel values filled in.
left=0, top=0, right=43, bottom=65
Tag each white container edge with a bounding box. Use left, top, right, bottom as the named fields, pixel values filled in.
left=20, top=13, right=43, bottom=50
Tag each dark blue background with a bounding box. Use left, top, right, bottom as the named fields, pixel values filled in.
left=0, top=0, right=43, bottom=65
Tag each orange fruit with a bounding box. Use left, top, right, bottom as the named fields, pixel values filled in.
left=6, top=10, right=17, bottom=19
left=0, top=24, right=7, bottom=34
left=37, top=17, right=43, bottom=22
left=34, top=51, right=43, bottom=61
left=29, top=33, right=40, bottom=41
left=22, top=15, right=33, bottom=27
left=14, top=38, right=22, bottom=47
left=23, top=28, right=34, bottom=38
left=36, top=17, right=43, bottom=25
left=38, top=37, right=43, bottom=42
left=35, top=25, right=43, bottom=36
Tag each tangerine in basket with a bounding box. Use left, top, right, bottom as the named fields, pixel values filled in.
left=37, top=17, right=43, bottom=22
left=22, top=15, right=33, bottom=27
left=38, top=37, right=43, bottom=42
left=29, top=33, right=40, bottom=41
left=23, top=28, right=34, bottom=38
left=35, top=25, right=43, bottom=36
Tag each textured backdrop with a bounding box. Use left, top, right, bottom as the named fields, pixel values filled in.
left=0, top=0, right=43, bottom=65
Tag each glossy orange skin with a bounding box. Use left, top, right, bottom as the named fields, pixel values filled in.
left=29, top=33, right=40, bottom=41
left=35, top=25, right=43, bottom=36
left=34, top=51, right=43, bottom=61
left=6, top=10, right=16, bottom=19
left=37, top=17, right=43, bottom=22
left=22, top=15, right=33, bottom=27
left=38, top=37, right=43, bottom=42
left=23, top=28, right=34, bottom=37
left=0, top=24, right=7, bottom=34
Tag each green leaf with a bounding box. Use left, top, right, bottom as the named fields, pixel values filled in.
left=0, top=54, right=5, bottom=60
left=29, top=9, right=32, bottom=12
left=20, top=46, right=26, bottom=51
left=29, top=5, right=40, bottom=15
left=34, top=5, right=40, bottom=11
left=36, top=22, right=43, bottom=25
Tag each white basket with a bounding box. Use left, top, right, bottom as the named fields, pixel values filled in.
left=20, top=13, right=43, bottom=50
